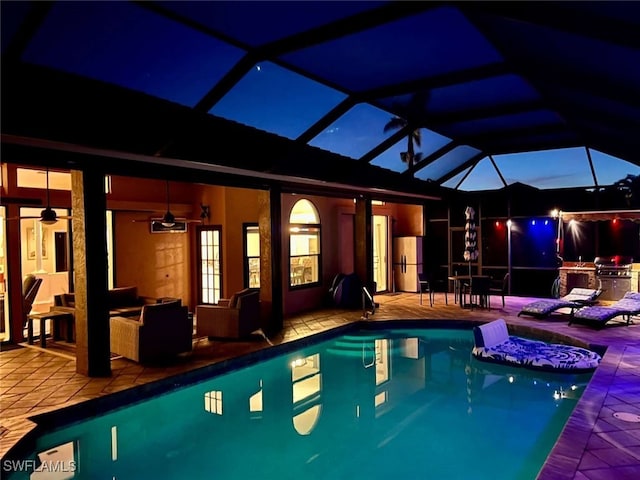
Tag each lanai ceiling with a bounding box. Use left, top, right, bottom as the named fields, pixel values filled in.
left=2, top=1, right=639, bottom=199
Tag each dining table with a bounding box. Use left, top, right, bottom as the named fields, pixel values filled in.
left=447, top=275, right=491, bottom=307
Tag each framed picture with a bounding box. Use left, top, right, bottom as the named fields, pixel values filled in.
left=27, top=226, right=48, bottom=260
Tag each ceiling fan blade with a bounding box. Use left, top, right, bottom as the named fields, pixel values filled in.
left=8, top=216, right=41, bottom=221
left=132, top=217, right=202, bottom=224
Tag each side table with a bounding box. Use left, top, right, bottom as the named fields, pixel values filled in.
left=27, top=310, right=74, bottom=348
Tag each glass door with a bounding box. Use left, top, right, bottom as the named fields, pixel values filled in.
left=373, top=215, right=388, bottom=292
left=0, top=207, right=7, bottom=341
left=198, top=226, right=222, bottom=304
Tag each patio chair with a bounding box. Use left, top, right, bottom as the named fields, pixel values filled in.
left=569, top=292, right=640, bottom=329
left=462, top=276, right=491, bottom=310
left=110, top=300, right=191, bottom=363
left=418, top=272, right=448, bottom=306
left=196, top=288, right=260, bottom=339
left=22, top=274, right=43, bottom=327
left=517, top=287, right=601, bottom=319
left=489, top=273, right=509, bottom=308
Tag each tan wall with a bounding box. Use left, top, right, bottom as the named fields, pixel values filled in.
left=114, top=211, right=192, bottom=309
left=221, top=187, right=260, bottom=297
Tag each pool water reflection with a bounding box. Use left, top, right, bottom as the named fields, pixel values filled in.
left=7, top=328, right=593, bottom=480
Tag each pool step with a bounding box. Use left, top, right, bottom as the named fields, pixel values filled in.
left=326, top=336, right=406, bottom=358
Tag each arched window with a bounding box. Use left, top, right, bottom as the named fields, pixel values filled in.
left=289, top=199, right=321, bottom=287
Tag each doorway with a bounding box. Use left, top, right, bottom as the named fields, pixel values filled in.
left=373, top=215, right=388, bottom=292
left=198, top=226, right=222, bottom=304
left=0, top=207, right=7, bottom=341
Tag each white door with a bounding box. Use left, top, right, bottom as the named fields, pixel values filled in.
left=373, top=215, right=388, bottom=292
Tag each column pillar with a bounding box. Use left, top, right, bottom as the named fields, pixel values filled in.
left=354, top=196, right=374, bottom=290
left=258, top=187, right=283, bottom=335
left=72, top=169, right=110, bottom=377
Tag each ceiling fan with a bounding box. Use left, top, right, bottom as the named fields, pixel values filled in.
left=12, top=168, right=72, bottom=225
left=133, top=180, right=203, bottom=227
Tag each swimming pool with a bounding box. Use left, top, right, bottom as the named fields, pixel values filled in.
left=4, top=327, right=593, bottom=480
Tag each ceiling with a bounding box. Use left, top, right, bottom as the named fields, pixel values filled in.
left=1, top=1, right=639, bottom=200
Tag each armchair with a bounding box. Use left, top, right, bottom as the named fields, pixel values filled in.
left=196, top=288, right=260, bottom=339
left=110, top=300, right=191, bottom=363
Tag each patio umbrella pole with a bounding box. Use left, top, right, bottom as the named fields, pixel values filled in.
left=464, top=206, right=479, bottom=308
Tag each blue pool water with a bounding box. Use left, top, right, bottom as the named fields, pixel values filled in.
left=5, top=328, right=593, bottom=480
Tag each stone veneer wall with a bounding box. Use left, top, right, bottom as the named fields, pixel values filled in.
left=558, top=267, right=598, bottom=297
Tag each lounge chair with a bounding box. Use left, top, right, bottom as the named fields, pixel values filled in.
left=569, top=292, right=640, bottom=329
left=517, top=287, right=601, bottom=319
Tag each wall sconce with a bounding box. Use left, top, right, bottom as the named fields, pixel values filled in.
left=200, top=204, right=210, bottom=222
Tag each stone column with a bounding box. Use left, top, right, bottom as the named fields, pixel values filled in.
left=71, top=169, right=110, bottom=377
left=258, top=187, right=283, bottom=335
left=354, top=196, right=374, bottom=291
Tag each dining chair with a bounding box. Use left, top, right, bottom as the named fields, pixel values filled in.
left=489, top=273, right=509, bottom=308
left=463, top=276, right=491, bottom=310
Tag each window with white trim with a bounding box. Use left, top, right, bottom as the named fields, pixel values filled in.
left=289, top=199, right=321, bottom=288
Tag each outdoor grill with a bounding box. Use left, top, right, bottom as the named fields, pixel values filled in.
left=594, top=256, right=633, bottom=277
left=594, top=256, right=633, bottom=301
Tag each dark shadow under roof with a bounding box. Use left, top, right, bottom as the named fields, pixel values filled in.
left=1, top=1, right=639, bottom=196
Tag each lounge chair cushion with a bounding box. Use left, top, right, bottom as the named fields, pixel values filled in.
left=571, top=292, right=640, bottom=326
left=518, top=288, right=601, bottom=318
left=472, top=319, right=601, bottom=372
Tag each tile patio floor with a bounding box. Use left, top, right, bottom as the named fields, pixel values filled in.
left=1, top=292, right=639, bottom=479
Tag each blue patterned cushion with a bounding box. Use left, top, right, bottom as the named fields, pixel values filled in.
left=622, top=291, right=640, bottom=302
left=472, top=320, right=601, bottom=371
left=520, top=299, right=576, bottom=315
left=563, top=288, right=598, bottom=301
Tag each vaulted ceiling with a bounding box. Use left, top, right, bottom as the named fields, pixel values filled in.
left=2, top=1, right=639, bottom=200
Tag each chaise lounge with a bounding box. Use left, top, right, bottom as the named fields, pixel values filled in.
left=569, top=291, right=640, bottom=329
left=517, top=287, right=601, bottom=319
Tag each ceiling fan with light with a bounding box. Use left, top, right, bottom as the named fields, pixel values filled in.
left=10, top=168, right=72, bottom=225
left=132, top=180, right=203, bottom=227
